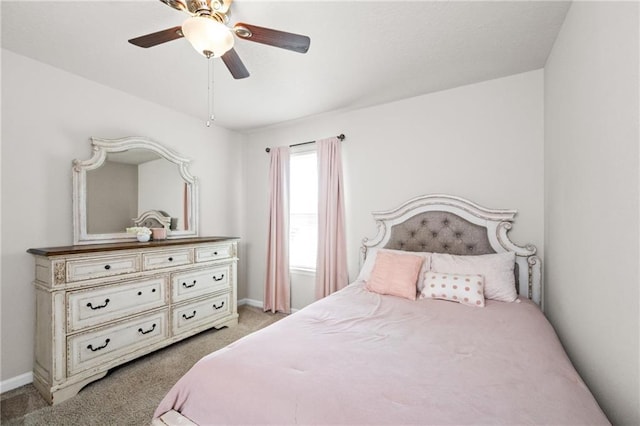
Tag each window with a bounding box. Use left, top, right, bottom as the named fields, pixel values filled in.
left=289, top=149, right=317, bottom=270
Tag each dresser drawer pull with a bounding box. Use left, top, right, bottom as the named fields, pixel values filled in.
left=213, top=301, right=225, bottom=310
left=212, top=274, right=225, bottom=282
left=182, top=310, right=197, bottom=320
left=137, top=288, right=157, bottom=296
left=138, top=324, right=157, bottom=335
left=168, top=257, right=173, bottom=262
left=104, top=264, right=111, bottom=270
left=182, top=280, right=197, bottom=289
left=87, top=338, right=110, bottom=352
left=86, top=299, right=110, bottom=310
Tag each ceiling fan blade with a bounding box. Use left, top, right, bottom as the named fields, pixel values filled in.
left=234, top=23, right=310, bottom=54
left=128, top=26, right=184, bottom=48
left=221, top=48, right=250, bottom=79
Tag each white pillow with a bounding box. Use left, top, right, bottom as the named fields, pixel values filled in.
left=357, top=248, right=432, bottom=291
left=420, top=272, right=485, bottom=307
left=430, top=252, right=517, bottom=302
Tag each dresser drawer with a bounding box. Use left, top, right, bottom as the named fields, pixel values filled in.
left=67, top=277, right=168, bottom=332
left=172, top=265, right=231, bottom=303
left=195, top=242, right=234, bottom=263
left=143, top=248, right=192, bottom=271
left=67, top=310, right=168, bottom=376
left=172, top=293, right=230, bottom=336
left=66, top=254, right=139, bottom=283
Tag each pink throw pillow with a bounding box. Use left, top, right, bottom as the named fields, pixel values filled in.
left=420, top=272, right=485, bottom=307
left=356, top=248, right=432, bottom=291
left=366, top=251, right=425, bottom=300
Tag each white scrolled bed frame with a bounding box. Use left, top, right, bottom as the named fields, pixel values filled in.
left=153, top=194, right=543, bottom=425
left=361, top=194, right=542, bottom=307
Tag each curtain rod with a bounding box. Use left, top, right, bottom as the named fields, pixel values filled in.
left=265, top=134, right=345, bottom=153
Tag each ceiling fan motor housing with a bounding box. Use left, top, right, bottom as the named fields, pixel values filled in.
left=186, top=0, right=214, bottom=15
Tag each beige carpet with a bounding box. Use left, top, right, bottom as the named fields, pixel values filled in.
left=1, top=305, right=286, bottom=425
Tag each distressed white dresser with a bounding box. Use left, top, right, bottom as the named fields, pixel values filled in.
left=27, top=237, right=239, bottom=404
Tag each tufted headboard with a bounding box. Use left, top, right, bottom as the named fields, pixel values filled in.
left=383, top=211, right=495, bottom=255
left=361, top=194, right=542, bottom=306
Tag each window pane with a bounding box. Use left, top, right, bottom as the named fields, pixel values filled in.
left=290, top=213, right=317, bottom=269
left=289, top=151, right=317, bottom=270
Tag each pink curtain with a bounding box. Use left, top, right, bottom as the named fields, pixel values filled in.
left=315, top=137, right=348, bottom=299
left=264, top=146, right=291, bottom=314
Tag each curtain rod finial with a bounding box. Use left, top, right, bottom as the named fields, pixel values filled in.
left=265, top=147, right=271, bottom=153
left=337, top=134, right=345, bottom=140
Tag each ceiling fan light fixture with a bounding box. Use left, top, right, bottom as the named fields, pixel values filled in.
left=182, top=16, right=234, bottom=58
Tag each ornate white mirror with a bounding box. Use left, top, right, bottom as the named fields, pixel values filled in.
left=73, top=136, right=199, bottom=244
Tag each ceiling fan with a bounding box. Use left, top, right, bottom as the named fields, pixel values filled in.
left=128, top=0, right=311, bottom=80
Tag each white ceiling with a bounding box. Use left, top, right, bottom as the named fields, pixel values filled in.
left=1, top=1, right=571, bottom=133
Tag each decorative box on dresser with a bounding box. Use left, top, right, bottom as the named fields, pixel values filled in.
left=27, top=237, right=239, bottom=405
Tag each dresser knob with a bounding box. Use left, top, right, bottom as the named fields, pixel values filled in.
left=168, top=257, right=173, bottom=262
left=104, top=264, right=111, bottom=270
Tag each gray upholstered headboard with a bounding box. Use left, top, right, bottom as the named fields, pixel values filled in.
left=383, top=211, right=495, bottom=255
left=361, top=194, right=542, bottom=306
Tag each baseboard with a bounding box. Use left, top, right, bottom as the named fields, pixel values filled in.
left=0, top=371, right=33, bottom=394
left=238, top=298, right=298, bottom=313
left=238, top=298, right=262, bottom=308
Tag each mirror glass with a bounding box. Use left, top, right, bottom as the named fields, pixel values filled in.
left=73, top=137, right=199, bottom=244
left=85, top=150, right=187, bottom=234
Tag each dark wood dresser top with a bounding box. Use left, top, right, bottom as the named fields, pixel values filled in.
left=27, top=236, right=238, bottom=256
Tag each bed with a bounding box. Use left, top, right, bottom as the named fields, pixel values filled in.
left=153, top=194, right=609, bottom=425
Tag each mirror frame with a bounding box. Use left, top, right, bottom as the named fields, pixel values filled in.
left=72, top=136, right=199, bottom=245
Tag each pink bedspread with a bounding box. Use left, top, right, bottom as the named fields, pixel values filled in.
left=154, top=282, right=609, bottom=425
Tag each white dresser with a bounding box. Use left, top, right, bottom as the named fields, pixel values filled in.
left=27, top=237, right=239, bottom=404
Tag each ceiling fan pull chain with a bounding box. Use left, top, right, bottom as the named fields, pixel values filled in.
left=206, top=55, right=215, bottom=127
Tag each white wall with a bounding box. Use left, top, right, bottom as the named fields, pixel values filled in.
left=243, top=70, right=544, bottom=309
left=0, top=49, right=245, bottom=384
left=544, top=2, right=639, bottom=425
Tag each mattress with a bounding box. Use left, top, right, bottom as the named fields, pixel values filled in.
left=154, top=281, right=609, bottom=424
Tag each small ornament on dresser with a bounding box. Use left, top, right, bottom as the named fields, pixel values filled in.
left=151, top=227, right=167, bottom=240
left=126, top=226, right=152, bottom=242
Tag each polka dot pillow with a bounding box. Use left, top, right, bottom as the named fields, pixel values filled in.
left=420, top=272, right=485, bottom=307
